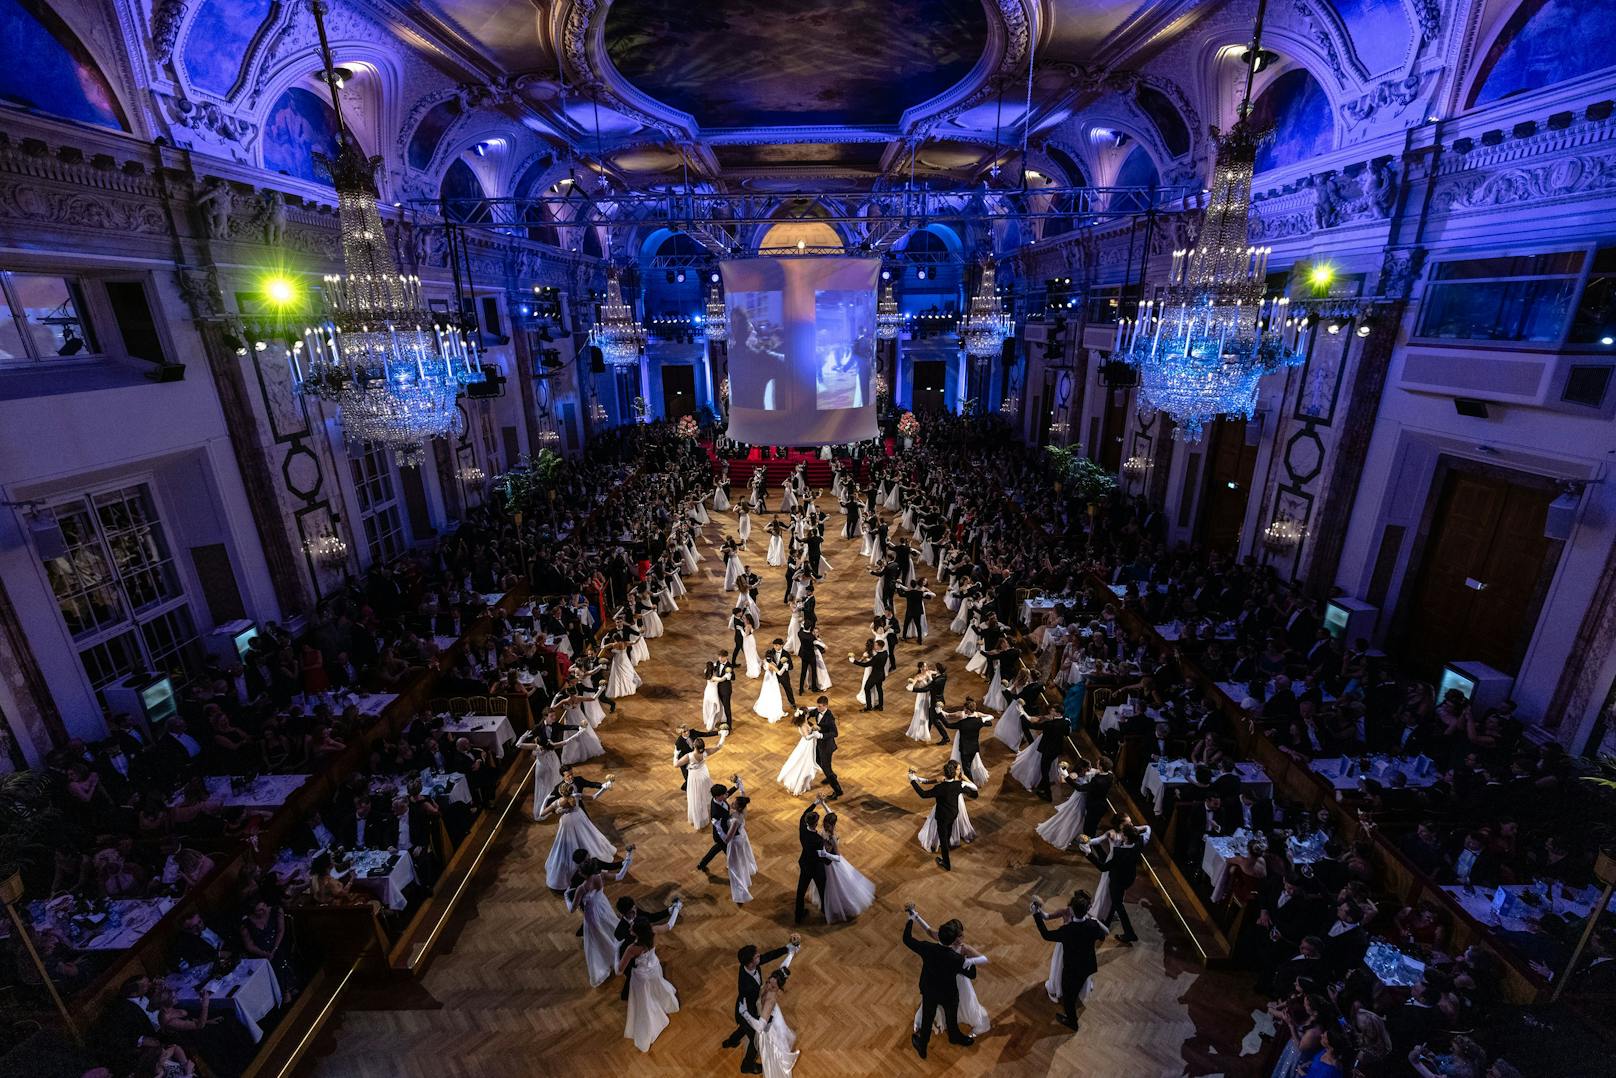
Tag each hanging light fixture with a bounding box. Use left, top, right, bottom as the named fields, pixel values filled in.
left=590, top=272, right=646, bottom=367
left=1118, top=0, right=1302, bottom=444
left=961, top=259, right=1013, bottom=359
left=289, top=1, right=483, bottom=468
left=876, top=281, right=903, bottom=340
left=304, top=526, right=349, bottom=570
left=703, top=286, right=728, bottom=341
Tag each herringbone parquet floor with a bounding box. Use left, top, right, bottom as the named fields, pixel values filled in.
left=304, top=492, right=1264, bottom=1077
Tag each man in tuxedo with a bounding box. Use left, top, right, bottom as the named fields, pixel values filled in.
left=729, top=608, right=750, bottom=666
left=850, top=639, right=890, bottom=711
left=1024, top=711, right=1070, bottom=800
left=870, top=561, right=900, bottom=615
left=897, top=579, right=932, bottom=641
left=722, top=936, right=800, bottom=1073
left=939, top=701, right=993, bottom=781
left=910, top=761, right=978, bottom=871
left=713, top=654, right=737, bottom=728
left=167, top=911, right=225, bottom=970
left=1072, top=757, right=1115, bottom=837
left=384, top=795, right=440, bottom=888
left=674, top=724, right=697, bottom=792
left=697, top=783, right=734, bottom=873
left=926, top=662, right=950, bottom=740
left=153, top=717, right=204, bottom=778
left=1175, top=794, right=1229, bottom=863
left=340, top=794, right=384, bottom=849
left=797, top=624, right=821, bottom=695
left=614, top=894, right=674, bottom=1001
left=1236, top=790, right=1276, bottom=833
left=1321, top=898, right=1369, bottom=976
left=449, top=736, right=497, bottom=808
left=95, top=974, right=162, bottom=1070
left=765, top=640, right=796, bottom=708
left=1032, top=890, right=1109, bottom=1029
left=1079, top=822, right=1150, bottom=943
left=902, top=910, right=977, bottom=1059
left=794, top=800, right=831, bottom=924
left=811, top=697, right=843, bottom=800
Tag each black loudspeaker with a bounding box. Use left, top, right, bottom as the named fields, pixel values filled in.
left=586, top=344, right=605, bottom=373
left=144, top=363, right=186, bottom=383
left=28, top=516, right=67, bottom=560
left=466, top=364, right=507, bottom=398
left=1453, top=397, right=1490, bottom=418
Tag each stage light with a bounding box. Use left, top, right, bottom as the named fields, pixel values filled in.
left=710, top=272, right=720, bottom=283
left=260, top=273, right=300, bottom=308
left=881, top=268, right=891, bottom=281
left=1602, top=336, right=1614, bottom=346
left=917, top=268, right=927, bottom=280
left=676, top=271, right=686, bottom=283
left=1356, top=325, right=1372, bottom=338
left=1308, top=263, right=1336, bottom=291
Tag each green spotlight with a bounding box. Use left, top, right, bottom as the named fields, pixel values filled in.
left=261, top=273, right=300, bottom=308
left=1307, top=263, right=1336, bottom=291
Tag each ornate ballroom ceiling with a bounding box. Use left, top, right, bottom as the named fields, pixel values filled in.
left=393, top=0, right=1205, bottom=187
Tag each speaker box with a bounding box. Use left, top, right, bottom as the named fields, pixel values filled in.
left=145, top=363, right=186, bottom=383
left=1544, top=489, right=1580, bottom=540
left=586, top=344, right=605, bottom=373
left=28, top=516, right=67, bottom=560
left=1453, top=397, right=1490, bottom=418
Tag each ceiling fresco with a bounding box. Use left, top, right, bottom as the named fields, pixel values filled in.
left=602, top=0, right=989, bottom=129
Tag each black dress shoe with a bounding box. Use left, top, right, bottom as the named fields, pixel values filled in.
left=826, top=792, right=840, bottom=801
left=1117, top=933, right=1139, bottom=944
left=721, top=1035, right=740, bottom=1049
left=935, top=857, right=950, bottom=870
left=1056, top=1015, right=1080, bottom=1031
left=948, top=1033, right=975, bottom=1047
left=743, top=1064, right=763, bottom=1075
left=911, top=1033, right=927, bottom=1059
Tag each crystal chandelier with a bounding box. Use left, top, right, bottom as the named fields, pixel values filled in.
left=304, top=526, right=349, bottom=569
left=703, top=287, right=728, bottom=341
left=289, top=2, right=482, bottom=468
left=876, top=282, right=903, bottom=340
left=591, top=273, right=646, bottom=367
left=1118, top=0, right=1301, bottom=444
left=961, top=260, right=1013, bottom=359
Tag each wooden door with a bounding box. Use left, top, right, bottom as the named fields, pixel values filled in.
left=660, top=363, right=696, bottom=418
left=1197, top=418, right=1258, bottom=554
left=912, top=361, right=946, bottom=414
left=1401, top=470, right=1555, bottom=676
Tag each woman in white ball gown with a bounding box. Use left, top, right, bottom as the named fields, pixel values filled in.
left=676, top=731, right=728, bottom=829
left=816, top=810, right=876, bottom=923
left=754, top=652, right=787, bottom=722
left=702, top=659, right=728, bottom=732
left=994, top=672, right=1031, bottom=750
left=723, top=791, right=757, bottom=905
left=722, top=539, right=744, bottom=592
left=765, top=517, right=787, bottom=567
left=737, top=506, right=752, bottom=547
left=516, top=718, right=584, bottom=818
left=904, top=664, right=937, bottom=742
left=537, top=774, right=617, bottom=890
left=741, top=969, right=799, bottom=1078
left=1035, top=761, right=1093, bottom=849
left=907, top=907, right=990, bottom=1035
left=618, top=921, right=680, bottom=1053
left=565, top=846, right=633, bottom=987
left=738, top=612, right=762, bottom=679
left=558, top=698, right=605, bottom=766
left=775, top=711, right=821, bottom=795
left=713, top=478, right=731, bottom=512
left=605, top=634, right=641, bottom=700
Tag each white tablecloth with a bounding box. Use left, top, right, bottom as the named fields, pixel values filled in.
left=345, top=692, right=398, bottom=718
left=371, top=768, right=472, bottom=806
left=1153, top=621, right=1236, bottom=642
left=1021, top=597, right=1059, bottom=626
left=167, top=957, right=282, bottom=1041
left=1141, top=760, right=1271, bottom=814
left=346, top=850, right=417, bottom=910
left=179, top=774, right=310, bottom=813
left=444, top=713, right=516, bottom=759
left=1440, top=883, right=1599, bottom=935
left=1100, top=703, right=1160, bottom=735
left=1202, top=832, right=1323, bottom=901
left=26, top=897, right=176, bottom=952
left=1310, top=755, right=1439, bottom=791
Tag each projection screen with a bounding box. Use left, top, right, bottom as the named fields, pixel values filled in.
left=721, top=257, right=880, bottom=445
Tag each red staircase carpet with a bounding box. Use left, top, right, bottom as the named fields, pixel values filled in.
left=701, top=441, right=894, bottom=487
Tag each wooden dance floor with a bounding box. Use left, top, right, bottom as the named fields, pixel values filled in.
left=306, top=498, right=1264, bottom=1077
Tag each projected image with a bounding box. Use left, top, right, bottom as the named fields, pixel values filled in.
left=814, top=289, right=876, bottom=409
left=729, top=289, right=788, bottom=410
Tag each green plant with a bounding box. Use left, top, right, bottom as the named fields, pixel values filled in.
left=0, top=770, right=68, bottom=884
left=1045, top=445, right=1117, bottom=502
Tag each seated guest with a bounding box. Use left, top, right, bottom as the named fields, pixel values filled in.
left=168, top=911, right=226, bottom=970
left=239, top=898, right=296, bottom=992
left=1398, top=820, right=1447, bottom=878
left=449, top=736, right=497, bottom=808
left=1446, top=831, right=1502, bottom=888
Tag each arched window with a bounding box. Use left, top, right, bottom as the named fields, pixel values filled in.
left=1115, top=145, right=1160, bottom=188
left=262, top=87, right=343, bottom=185
left=1326, top=0, right=1411, bottom=76
left=407, top=99, right=462, bottom=170
left=1136, top=85, right=1190, bottom=158
left=1470, top=0, right=1616, bottom=107
left=0, top=0, right=127, bottom=130
left=1248, top=68, right=1333, bottom=173
left=440, top=159, right=491, bottom=224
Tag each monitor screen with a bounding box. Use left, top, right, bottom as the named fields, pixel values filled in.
left=1322, top=601, right=1351, bottom=640
left=139, top=677, right=177, bottom=725
left=1438, top=665, right=1475, bottom=702
left=232, top=625, right=260, bottom=661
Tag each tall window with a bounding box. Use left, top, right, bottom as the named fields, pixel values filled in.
left=1416, top=252, right=1585, bottom=344
left=350, top=445, right=407, bottom=564
left=0, top=271, right=97, bottom=366
left=40, top=484, right=201, bottom=695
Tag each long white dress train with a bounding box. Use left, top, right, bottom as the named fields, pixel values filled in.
left=580, top=888, right=619, bottom=986
left=726, top=818, right=757, bottom=904
left=685, top=758, right=714, bottom=828
left=544, top=806, right=615, bottom=889
left=743, top=1009, right=798, bottom=1078
left=948, top=732, right=991, bottom=787
left=1009, top=741, right=1052, bottom=791
left=914, top=971, right=990, bottom=1034
left=754, top=667, right=786, bottom=721
left=906, top=690, right=934, bottom=741
left=624, top=947, right=679, bottom=1052
left=776, top=730, right=821, bottom=795
left=561, top=723, right=604, bottom=765
left=741, top=632, right=762, bottom=679
left=817, top=852, right=876, bottom=923
left=994, top=698, right=1026, bottom=750
left=1035, top=790, right=1089, bottom=849
left=702, top=678, right=724, bottom=731
left=607, top=647, right=641, bottom=698
left=917, top=797, right=976, bottom=851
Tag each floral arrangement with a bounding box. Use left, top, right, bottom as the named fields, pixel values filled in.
left=631, top=395, right=649, bottom=420
left=498, top=448, right=566, bottom=510
left=676, top=414, right=699, bottom=439
left=1044, top=445, right=1116, bottom=502
left=897, top=411, right=920, bottom=438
